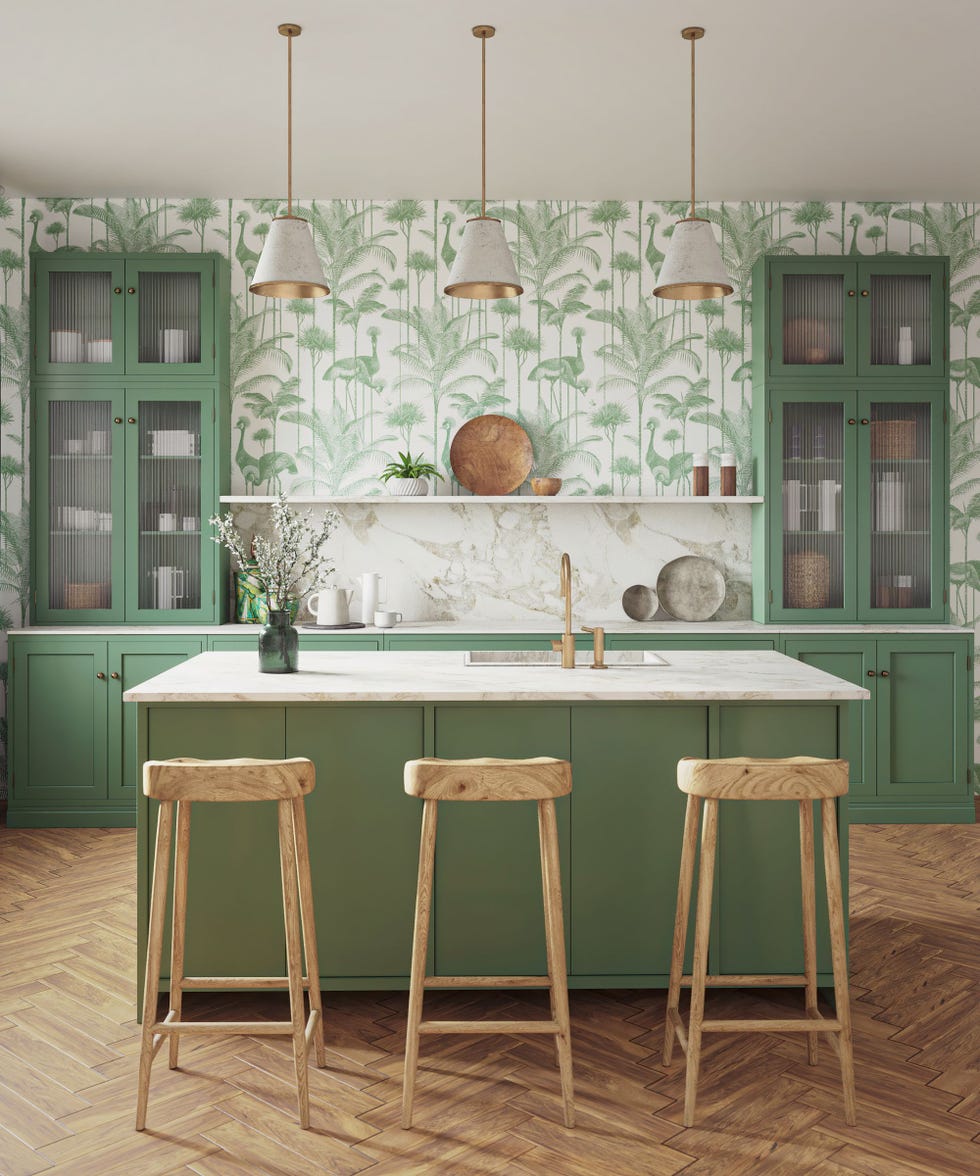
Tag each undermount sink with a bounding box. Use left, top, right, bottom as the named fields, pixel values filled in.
left=463, top=649, right=669, bottom=667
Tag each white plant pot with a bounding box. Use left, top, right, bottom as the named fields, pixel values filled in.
left=386, top=478, right=429, bottom=497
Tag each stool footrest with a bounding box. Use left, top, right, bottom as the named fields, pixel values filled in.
left=680, top=974, right=808, bottom=987
left=702, top=1017, right=842, bottom=1034
left=423, top=976, right=550, bottom=989
left=152, top=1019, right=295, bottom=1036
left=418, top=1019, right=561, bottom=1036
left=179, top=976, right=314, bottom=990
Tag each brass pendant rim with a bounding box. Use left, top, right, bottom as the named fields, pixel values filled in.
left=681, top=26, right=705, bottom=40
left=472, top=24, right=496, bottom=38
left=652, top=280, right=734, bottom=300
left=270, top=214, right=310, bottom=224
left=465, top=215, right=502, bottom=224
left=444, top=280, right=524, bottom=300
left=249, top=279, right=330, bottom=299
left=277, top=22, right=302, bottom=37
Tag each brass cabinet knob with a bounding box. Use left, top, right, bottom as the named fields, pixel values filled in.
left=880, top=670, right=889, bottom=678
left=96, top=672, right=106, bottom=680
left=860, top=418, right=869, bottom=425
left=127, top=286, right=136, bottom=294
left=113, top=417, right=123, bottom=424
left=110, top=672, right=120, bottom=680
left=847, top=290, right=855, bottom=297
left=847, top=418, right=856, bottom=425
left=113, top=286, right=122, bottom=294
left=127, top=417, right=136, bottom=424
left=860, top=289, right=869, bottom=297
left=867, top=669, right=876, bottom=677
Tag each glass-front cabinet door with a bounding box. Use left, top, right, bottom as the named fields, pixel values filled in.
left=35, top=391, right=126, bottom=621
left=35, top=259, right=126, bottom=376
left=124, top=259, right=215, bottom=376
left=856, top=259, right=946, bottom=378
left=771, top=391, right=856, bottom=620
left=769, top=259, right=857, bottom=378
left=857, top=390, right=946, bottom=620
left=124, top=388, right=215, bottom=621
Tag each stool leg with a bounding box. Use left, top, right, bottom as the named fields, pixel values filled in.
left=799, top=799, right=819, bottom=1066
left=402, top=798, right=438, bottom=1129
left=168, top=800, right=191, bottom=1070
left=684, top=797, right=718, bottom=1129
left=136, top=800, right=174, bottom=1131
left=278, top=799, right=310, bottom=1129
left=664, top=794, right=702, bottom=1066
left=292, top=795, right=325, bottom=1068
left=821, top=799, right=857, bottom=1126
left=539, top=798, right=575, bottom=1129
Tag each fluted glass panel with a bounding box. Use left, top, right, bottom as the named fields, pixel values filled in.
left=870, top=274, right=931, bottom=366
left=48, top=271, right=113, bottom=363
left=137, top=272, right=201, bottom=364
left=870, top=401, right=931, bottom=609
left=137, top=401, right=202, bottom=610
left=48, top=400, right=113, bottom=609
left=782, top=274, right=845, bottom=365
left=781, top=401, right=845, bottom=610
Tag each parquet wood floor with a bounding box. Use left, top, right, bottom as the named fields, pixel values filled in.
left=0, top=818, right=976, bottom=1175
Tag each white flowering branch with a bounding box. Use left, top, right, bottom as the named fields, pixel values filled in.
left=209, top=494, right=340, bottom=612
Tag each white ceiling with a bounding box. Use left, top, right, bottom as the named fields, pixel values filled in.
left=3, top=0, right=979, bottom=201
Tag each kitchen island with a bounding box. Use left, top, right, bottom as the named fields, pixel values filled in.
left=127, top=649, right=868, bottom=997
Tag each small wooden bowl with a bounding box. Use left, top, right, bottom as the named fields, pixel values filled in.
left=530, top=477, right=562, bottom=496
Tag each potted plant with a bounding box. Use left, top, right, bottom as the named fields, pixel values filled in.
left=380, top=451, right=445, bottom=497
left=210, top=494, right=339, bottom=673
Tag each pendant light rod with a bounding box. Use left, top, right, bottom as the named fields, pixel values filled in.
left=278, top=22, right=301, bottom=217
left=682, top=26, right=704, bottom=219
left=473, top=25, right=495, bottom=217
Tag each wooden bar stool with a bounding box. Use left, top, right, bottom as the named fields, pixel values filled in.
left=137, top=757, right=325, bottom=1131
left=663, top=756, right=856, bottom=1127
left=402, top=756, right=575, bottom=1129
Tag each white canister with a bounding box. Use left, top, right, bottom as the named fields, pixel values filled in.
left=782, top=480, right=806, bottom=532
left=817, top=480, right=841, bottom=532
left=359, top=572, right=386, bottom=624
left=158, top=513, right=177, bottom=532
left=875, top=473, right=906, bottom=531
left=897, top=325, right=913, bottom=366
left=159, top=328, right=190, bottom=363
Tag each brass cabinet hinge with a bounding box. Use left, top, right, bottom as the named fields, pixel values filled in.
left=943, top=589, right=948, bottom=603
left=768, top=273, right=772, bottom=290
left=212, top=342, right=215, bottom=359
left=943, top=343, right=947, bottom=360
left=212, top=589, right=216, bottom=605
left=768, top=589, right=774, bottom=603
left=768, top=408, right=773, bottom=424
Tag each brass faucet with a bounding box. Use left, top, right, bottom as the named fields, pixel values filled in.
left=581, top=625, right=607, bottom=669
left=551, top=552, right=576, bottom=668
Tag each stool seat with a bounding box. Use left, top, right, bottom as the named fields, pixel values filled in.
left=404, top=756, right=572, bottom=801
left=677, top=756, right=848, bottom=800
left=137, top=757, right=324, bottom=1132
left=143, top=757, right=315, bottom=802
left=664, top=755, right=856, bottom=1128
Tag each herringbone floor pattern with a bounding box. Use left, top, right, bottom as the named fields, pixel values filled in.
left=0, top=819, right=977, bottom=1175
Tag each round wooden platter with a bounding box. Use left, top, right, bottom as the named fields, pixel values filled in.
left=449, top=414, right=534, bottom=496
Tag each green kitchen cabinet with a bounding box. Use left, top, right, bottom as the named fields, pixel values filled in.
left=606, top=636, right=775, bottom=651
left=753, top=385, right=948, bottom=623
left=34, top=254, right=220, bottom=378
left=782, top=633, right=973, bottom=822
left=6, top=634, right=202, bottom=827
left=760, top=256, right=947, bottom=381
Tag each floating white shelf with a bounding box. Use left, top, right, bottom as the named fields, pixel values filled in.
left=219, top=494, right=763, bottom=505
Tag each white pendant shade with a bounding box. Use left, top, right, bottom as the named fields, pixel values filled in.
left=249, top=215, right=329, bottom=299
left=653, top=218, right=733, bottom=300
left=444, top=216, right=523, bottom=300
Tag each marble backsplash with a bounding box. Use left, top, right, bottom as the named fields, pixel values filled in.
left=226, top=500, right=753, bottom=624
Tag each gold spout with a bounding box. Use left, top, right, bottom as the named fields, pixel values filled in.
left=556, top=553, right=575, bottom=668
left=582, top=625, right=607, bottom=670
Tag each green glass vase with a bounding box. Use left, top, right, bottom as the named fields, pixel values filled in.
left=258, top=609, right=299, bottom=674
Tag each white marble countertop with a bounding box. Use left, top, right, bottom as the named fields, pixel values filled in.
left=10, top=620, right=972, bottom=636
left=124, top=649, right=870, bottom=703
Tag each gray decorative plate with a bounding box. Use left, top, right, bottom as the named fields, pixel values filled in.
left=622, top=584, right=658, bottom=621
left=656, top=557, right=726, bottom=622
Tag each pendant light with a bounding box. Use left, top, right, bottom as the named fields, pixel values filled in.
left=653, top=27, right=733, bottom=301
left=250, top=23, right=329, bottom=299
left=444, top=25, right=523, bottom=300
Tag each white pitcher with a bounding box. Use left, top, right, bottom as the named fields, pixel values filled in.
left=307, top=587, right=354, bottom=626
left=359, top=572, right=386, bottom=624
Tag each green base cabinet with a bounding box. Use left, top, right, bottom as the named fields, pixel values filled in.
left=7, top=634, right=203, bottom=827
left=783, top=634, right=974, bottom=822
left=137, top=698, right=849, bottom=1002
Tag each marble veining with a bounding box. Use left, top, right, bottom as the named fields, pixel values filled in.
left=124, top=649, right=870, bottom=703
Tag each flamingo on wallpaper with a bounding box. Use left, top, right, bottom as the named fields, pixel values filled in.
left=235, top=417, right=262, bottom=492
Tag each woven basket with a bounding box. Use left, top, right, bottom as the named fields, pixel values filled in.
left=65, top=582, right=105, bottom=609
left=785, top=550, right=831, bottom=609
left=871, top=419, right=916, bottom=460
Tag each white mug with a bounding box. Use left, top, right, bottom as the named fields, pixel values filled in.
left=181, top=516, right=199, bottom=531
left=158, top=513, right=177, bottom=532
left=307, top=587, right=354, bottom=626
left=155, top=566, right=185, bottom=609
left=374, top=610, right=403, bottom=629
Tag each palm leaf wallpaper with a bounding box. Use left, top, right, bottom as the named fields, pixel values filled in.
left=0, top=196, right=979, bottom=779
